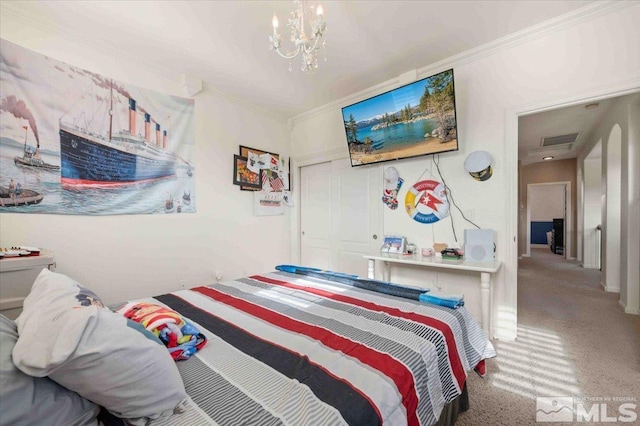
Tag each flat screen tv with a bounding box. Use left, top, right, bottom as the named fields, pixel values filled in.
left=342, top=68, right=458, bottom=167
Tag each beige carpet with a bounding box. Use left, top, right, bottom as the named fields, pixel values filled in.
left=457, top=248, right=640, bottom=425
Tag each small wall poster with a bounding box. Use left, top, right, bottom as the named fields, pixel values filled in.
left=254, top=191, right=283, bottom=216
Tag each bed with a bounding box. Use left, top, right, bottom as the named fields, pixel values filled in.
left=123, top=269, right=496, bottom=426
left=6, top=267, right=495, bottom=426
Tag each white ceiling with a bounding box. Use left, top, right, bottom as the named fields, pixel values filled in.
left=3, top=0, right=621, bottom=165
left=518, top=98, right=616, bottom=165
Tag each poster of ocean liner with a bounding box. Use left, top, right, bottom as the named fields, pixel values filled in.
left=0, top=38, right=196, bottom=215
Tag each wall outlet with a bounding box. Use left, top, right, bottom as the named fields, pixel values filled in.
left=179, top=279, right=187, bottom=290
left=215, top=271, right=223, bottom=282
left=464, top=209, right=475, bottom=221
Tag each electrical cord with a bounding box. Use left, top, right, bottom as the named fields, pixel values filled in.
left=432, top=154, right=482, bottom=243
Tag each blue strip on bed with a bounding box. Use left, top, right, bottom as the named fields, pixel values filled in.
left=418, top=292, right=465, bottom=309
left=275, top=265, right=429, bottom=300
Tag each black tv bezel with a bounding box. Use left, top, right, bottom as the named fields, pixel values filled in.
left=341, top=68, right=459, bottom=167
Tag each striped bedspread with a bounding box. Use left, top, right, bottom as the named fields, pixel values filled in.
left=143, top=271, right=496, bottom=426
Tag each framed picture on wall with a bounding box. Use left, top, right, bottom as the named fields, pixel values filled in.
left=233, top=154, right=262, bottom=189
left=238, top=145, right=289, bottom=191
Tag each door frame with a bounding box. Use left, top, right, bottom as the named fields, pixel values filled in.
left=505, top=80, right=639, bottom=340
left=525, top=181, right=571, bottom=258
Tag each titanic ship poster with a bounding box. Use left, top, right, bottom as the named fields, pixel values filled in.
left=0, top=38, right=196, bottom=215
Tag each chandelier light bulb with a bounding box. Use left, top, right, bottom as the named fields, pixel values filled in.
left=272, top=14, right=279, bottom=29
left=317, top=4, right=323, bottom=17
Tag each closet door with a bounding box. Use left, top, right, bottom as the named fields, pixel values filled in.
left=300, top=159, right=382, bottom=276
left=300, top=161, right=333, bottom=269
left=332, top=159, right=382, bottom=277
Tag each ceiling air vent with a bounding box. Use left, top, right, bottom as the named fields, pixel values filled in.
left=541, top=132, right=580, bottom=147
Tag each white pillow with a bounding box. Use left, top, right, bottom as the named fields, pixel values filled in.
left=13, top=269, right=187, bottom=425
left=0, top=314, right=100, bottom=426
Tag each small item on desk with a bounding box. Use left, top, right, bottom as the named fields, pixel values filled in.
left=406, top=243, right=416, bottom=254
left=0, top=247, right=32, bottom=257
left=441, top=248, right=463, bottom=260
left=421, top=247, right=434, bottom=257
left=20, top=246, right=40, bottom=256
left=381, top=236, right=406, bottom=254
left=433, top=242, right=448, bottom=253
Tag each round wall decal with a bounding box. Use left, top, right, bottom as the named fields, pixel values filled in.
left=404, top=179, right=450, bottom=224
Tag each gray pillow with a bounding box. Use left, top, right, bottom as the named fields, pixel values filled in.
left=0, top=314, right=99, bottom=426
left=12, top=269, right=187, bottom=425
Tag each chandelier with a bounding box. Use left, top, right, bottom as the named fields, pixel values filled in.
left=269, top=0, right=327, bottom=72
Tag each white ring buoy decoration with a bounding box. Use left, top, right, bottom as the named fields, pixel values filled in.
left=404, top=180, right=450, bottom=224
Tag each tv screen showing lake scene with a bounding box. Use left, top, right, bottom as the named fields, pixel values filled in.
left=342, top=68, right=458, bottom=167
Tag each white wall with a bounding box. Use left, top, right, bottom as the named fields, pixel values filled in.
left=582, top=156, right=602, bottom=269
left=603, top=124, right=622, bottom=292
left=530, top=185, right=564, bottom=221
left=630, top=96, right=640, bottom=314
left=290, top=4, right=640, bottom=339
left=0, top=21, right=292, bottom=304
left=627, top=96, right=640, bottom=314
left=578, top=93, right=640, bottom=313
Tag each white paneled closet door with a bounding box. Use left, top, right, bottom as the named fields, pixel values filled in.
left=300, top=159, right=382, bottom=277
left=300, top=161, right=332, bottom=270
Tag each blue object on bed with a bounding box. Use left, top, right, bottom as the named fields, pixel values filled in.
left=419, top=292, right=465, bottom=309
left=275, top=264, right=429, bottom=300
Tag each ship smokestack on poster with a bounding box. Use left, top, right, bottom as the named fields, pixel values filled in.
left=156, top=123, right=161, bottom=147
left=163, top=130, right=167, bottom=150
left=144, top=113, right=151, bottom=141
left=129, top=99, right=137, bottom=136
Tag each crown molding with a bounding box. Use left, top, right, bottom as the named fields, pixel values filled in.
left=290, top=0, right=634, bottom=126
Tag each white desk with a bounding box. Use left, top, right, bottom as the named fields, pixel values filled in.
left=364, top=253, right=502, bottom=333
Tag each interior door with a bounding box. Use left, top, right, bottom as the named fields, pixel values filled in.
left=300, top=161, right=332, bottom=269
left=300, top=159, right=382, bottom=276
left=332, top=159, right=382, bottom=277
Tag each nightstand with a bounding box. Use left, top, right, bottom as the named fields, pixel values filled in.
left=0, top=249, right=55, bottom=319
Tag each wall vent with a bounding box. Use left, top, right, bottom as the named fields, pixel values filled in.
left=541, top=132, right=580, bottom=147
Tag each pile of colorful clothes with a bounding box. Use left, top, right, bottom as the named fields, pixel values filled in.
left=118, top=302, right=206, bottom=361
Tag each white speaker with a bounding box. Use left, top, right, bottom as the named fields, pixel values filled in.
left=464, top=229, right=494, bottom=262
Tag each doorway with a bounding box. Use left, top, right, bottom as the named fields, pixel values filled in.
left=525, top=182, right=570, bottom=258
left=505, top=83, right=640, bottom=341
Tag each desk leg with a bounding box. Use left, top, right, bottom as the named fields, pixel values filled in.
left=383, top=262, right=391, bottom=282
left=367, top=259, right=375, bottom=279
left=480, top=272, right=491, bottom=334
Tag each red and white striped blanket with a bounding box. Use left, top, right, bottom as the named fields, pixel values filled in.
left=141, top=271, right=495, bottom=426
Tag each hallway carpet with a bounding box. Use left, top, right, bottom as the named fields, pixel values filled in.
left=457, top=248, right=640, bottom=425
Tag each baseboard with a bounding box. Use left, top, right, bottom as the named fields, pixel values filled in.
left=605, top=285, right=620, bottom=293
left=530, top=244, right=549, bottom=249
left=582, top=263, right=599, bottom=269
left=620, top=300, right=640, bottom=315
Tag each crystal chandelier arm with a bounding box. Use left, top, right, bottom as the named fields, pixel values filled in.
left=273, top=45, right=303, bottom=60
